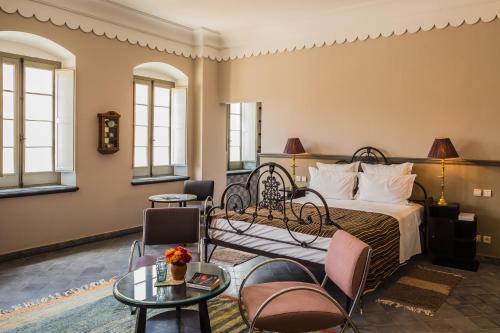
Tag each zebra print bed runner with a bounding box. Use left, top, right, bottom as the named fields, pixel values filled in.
left=213, top=202, right=400, bottom=291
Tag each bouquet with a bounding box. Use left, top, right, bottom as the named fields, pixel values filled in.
left=165, top=246, right=192, bottom=266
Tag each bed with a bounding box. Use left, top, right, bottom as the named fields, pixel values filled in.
left=204, top=147, right=429, bottom=292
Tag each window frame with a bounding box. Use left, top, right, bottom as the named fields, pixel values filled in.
left=0, top=52, right=61, bottom=189
left=133, top=75, right=175, bottom=178
left=227, top=102, right=261, bottom=171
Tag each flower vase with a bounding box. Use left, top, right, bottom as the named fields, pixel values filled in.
left=170, top=263, right=187, bottom=281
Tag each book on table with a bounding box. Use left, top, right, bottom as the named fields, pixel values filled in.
left=186, top=272, right=220, bottom=291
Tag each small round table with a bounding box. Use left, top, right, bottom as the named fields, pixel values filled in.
left=148, top=193, right=197, bottom=208
left=113, top=262, right=231, bottom=333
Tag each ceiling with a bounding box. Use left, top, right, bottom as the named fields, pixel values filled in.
left=3, top=0, right=500, bottom=60
left=106, top=0, right=376, bottom=33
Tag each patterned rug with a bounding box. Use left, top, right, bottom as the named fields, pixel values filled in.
left=0, top=279, right=337, bottom=332
left=376, top=265, right=463, bottom=316
left=210, top=248, right=258, bottom=267
left=0, top=280, right=247, bottom=333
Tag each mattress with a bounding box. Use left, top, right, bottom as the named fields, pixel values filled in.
left=209, top=196, right=423, bottom=264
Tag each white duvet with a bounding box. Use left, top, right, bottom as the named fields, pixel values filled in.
left=209, top=196, right=423, bottom=264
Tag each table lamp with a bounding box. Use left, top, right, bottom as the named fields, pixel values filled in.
left=283, top=138, right=306, bottom=181
left=427, top=138, right=459, bottom=206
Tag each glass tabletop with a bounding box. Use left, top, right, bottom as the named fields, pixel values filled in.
left=148, top=193, right=198, bottom=203
left=113, top=262, right=231, bottom=308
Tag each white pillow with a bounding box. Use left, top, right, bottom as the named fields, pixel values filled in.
left=308, top=167, right=357, bottom=200
left=361, top=162, right=413, bottom=176
left=357, top=173, right=416, bottom=204
left=316, top=161, right=360, bottom=173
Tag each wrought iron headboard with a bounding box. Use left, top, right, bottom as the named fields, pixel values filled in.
left=337, top=146, right=427, bottom=203
left=214, top=162, right=343, bottom=248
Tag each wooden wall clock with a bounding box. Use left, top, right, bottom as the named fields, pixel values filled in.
left=97, top=111, right=120, bottom=154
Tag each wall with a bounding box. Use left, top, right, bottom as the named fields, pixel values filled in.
left=0, top=12, right=196, bottom=255
left=219, top=21, right=500, bottom=257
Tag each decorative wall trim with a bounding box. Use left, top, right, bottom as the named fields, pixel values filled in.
left=259, top=153, right=500, bottom=167
left=0, top=226, right=142, bottom=262
left=0, top=0, right=499, bottom=61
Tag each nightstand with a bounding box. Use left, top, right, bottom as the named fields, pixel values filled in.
left=427, top=202, right=479, bottom=271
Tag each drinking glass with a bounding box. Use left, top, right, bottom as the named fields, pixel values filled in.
left=156, top=257, right=167, bottom=282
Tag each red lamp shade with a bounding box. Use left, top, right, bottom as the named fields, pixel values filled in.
left=428, top=138, right=459, bottom=159
left=283, top=138, right=305, bottom=155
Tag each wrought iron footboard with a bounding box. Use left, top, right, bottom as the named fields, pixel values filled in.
left=204, top=162, right=340, bottom=259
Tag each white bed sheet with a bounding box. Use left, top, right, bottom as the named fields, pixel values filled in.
left=209, top=197, right=423, bottom=264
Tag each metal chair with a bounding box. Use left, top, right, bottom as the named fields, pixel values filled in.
left=238, top=230, right=372, bottom=333
left=183, top=180, right=214, bottom=221
left=128, top=207, right=200, bottom=314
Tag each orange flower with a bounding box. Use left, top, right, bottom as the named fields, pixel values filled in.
left=164, top=246, right=192, bottom=265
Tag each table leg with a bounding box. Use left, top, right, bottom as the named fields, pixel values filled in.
left=199, top=301, right=211, bottom=333
left=151, top=201, right=155, bottom=208
left=135, top=307, right=147, bottom=333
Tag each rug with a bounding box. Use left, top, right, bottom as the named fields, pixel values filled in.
left=376, top=265, right=463, bottom=316
left=0, top=279, right=247, bottom=333
left=0, top=279, right=336, bottom=333
left=210, top=248, right=258, bottom=267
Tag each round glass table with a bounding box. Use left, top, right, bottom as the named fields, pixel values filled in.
left=148, top=194, right=198, bottom=208
left=113, top=262, right=231, bottom=333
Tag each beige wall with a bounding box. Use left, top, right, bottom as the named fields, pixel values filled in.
left=219, top=20, right=500, bottom=160
left=2, top=11, right=500, bottom=259
left=0, top=13, right=196, bottom=255
left=219, top=21, right=500, bottom=257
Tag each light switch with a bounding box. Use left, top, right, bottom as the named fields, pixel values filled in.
left=483, top=189, right=492, bottom=197
left=473, top=189, right=482, bottom=197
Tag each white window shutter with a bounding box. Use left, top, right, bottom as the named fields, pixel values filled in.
left=171, top=87, right=187, bottom=166
left=55, top=69, right=75, bottom=172
left=0, top=61, right=3, bottom=177
left=242, top=102, right=257, bottom=161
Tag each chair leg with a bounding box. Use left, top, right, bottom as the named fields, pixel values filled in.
left=129, top=306, right=137, bottom=315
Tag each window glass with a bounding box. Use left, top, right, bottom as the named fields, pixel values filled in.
left=134, top=147, right=148, bottom=167
left=25, top=94, right=53, bottom=121
left=2, top=64, right=15, bottom=175
left=25, top=67, right=53, bottom=94
left=25, top=121, right=53, bottom=147
left=134, top=105, right=148, bottom=126
left=229, top=146, right=240, bottom=162
left=153, top=146, right=170, bottom=166
left=135, top=84, right=148, bottom=105
left=25, top=147, right=52, bottom=172
left=154, top=87, right=170, bottom=107
left=2, top=147, right=14, bottom=174
left=153, top=107, right=169, bottom=127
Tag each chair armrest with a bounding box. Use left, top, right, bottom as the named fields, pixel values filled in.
left=128, top=240, right=142, bottom=273
left=248, top=286, right=359, bottom=333
left=237, top=258, right=319, bottom=326
left=203, top=196, right=214, bottom=216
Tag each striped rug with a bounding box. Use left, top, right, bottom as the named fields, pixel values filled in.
left=376, top=265, right=463, bottom=316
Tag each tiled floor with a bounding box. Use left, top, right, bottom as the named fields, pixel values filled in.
left=1, top=233, right=500, bottom=332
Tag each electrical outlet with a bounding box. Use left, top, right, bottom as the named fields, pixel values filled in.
left=301, top=175, right=307, bottom=182
left=476, top=234, right=482, bottom=242
left=473, top=189, right=482, bottom=197
left=295, top=175, right=301, bottom=182
left=483, top=235, right=492, bottom=244
left=483, top=189, right=492, bottom=197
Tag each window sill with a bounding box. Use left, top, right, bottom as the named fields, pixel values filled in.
left=226, top=169, right=253, bottom=176
left=131, top=175, right=189, bottom=186
left=0, top=185, right=79, bottom=199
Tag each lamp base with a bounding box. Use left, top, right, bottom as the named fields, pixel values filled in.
left=437, top=196, right=448, bottom=206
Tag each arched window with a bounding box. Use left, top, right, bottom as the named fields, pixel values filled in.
left=0, top=32, right=76, bottom=188
left=133, top=62, right=187, bottom=178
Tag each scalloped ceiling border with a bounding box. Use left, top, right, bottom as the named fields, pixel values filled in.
left=0, top=0, right=499, bottom=62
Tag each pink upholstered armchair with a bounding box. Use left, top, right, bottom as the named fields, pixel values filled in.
left=238, top=230, right=372, bottom=333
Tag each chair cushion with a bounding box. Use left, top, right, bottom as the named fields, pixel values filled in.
left=241, top=281, right=345, bottom=333
left=132, top=255, right=157, bottom=270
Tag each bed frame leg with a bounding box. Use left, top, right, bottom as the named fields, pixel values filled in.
left=207, top=245, right=217, bottom=263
